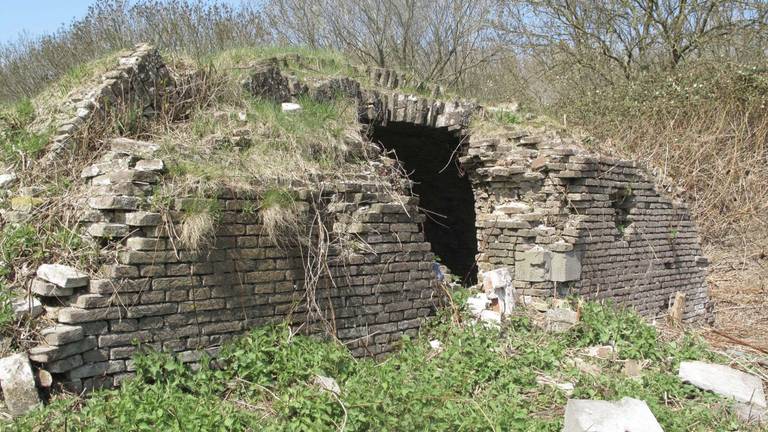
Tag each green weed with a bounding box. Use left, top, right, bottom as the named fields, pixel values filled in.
left=12, top=299, right=756, bottom=431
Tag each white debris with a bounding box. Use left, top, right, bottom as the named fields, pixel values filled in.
left=0, top=173, right=17, bottom=189
left=536, top=375, right=575, bottom=396
left=281, top=102, right=302, bottom=112
left=481, top=267, right=516, bottom=315
left=584, top=345, right=616, bottom=360
left=479, top=309, right=501, bottom=325
left=313, top=375, right=340, bottom=395
left=679, top=361, right=766, bottom=407
left=429, top=340, right=443, bottom=350
left=467, top=293, right=490, bottom=316
left=563, top=397, right=663, bottom=432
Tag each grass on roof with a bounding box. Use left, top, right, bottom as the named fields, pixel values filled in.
left=156, top=93, right=363, bottom=192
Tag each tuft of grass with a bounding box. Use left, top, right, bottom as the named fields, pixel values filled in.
left=177, top=198, right=220, bottom=251
left=259, top=188, right=300, bottom=249
left=11, top=298, right=761, bottom=431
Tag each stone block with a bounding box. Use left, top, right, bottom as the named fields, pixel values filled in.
left=30, top=278, right=74, bottom=297
left=46, top=354, right=84, bottom=373
left=550, top=251, right=582, bottom=282
left=126, top=237, right=164, bottom=251
left=135, top=159, right=165, bottom=171
left=108, top=137, right=160, bottom=157
left=125, top=211, right=162, bottom=226
left=41, top=325, right=84, bottom=346
left=0, top=353, right=41, bottom=417
left=515, top=246, right=550, bottom=282
left=88, top=195, right=139, bottom=210
left=545, top=308, right=578, bottom=332
left=28, top=337, right=97, bottom=363
left=37, top=264, right=89, bottom=288
left=87, top=223, right=130, bottom=238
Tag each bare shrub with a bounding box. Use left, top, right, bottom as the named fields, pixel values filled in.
left=0, top=0, right=267, bottom=102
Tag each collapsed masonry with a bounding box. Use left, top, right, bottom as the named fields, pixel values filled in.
left=10, top=44, right=707, bottom=396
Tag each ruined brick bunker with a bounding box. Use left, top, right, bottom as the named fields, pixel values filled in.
left=26, top=45, right=709, bottom=392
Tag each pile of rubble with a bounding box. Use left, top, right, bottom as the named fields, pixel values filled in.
left=467, top=267, right=579, bottom=331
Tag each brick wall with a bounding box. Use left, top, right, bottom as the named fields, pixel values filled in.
left=461, top=132, right=709, bottom=321
left=29, top=138, right=440, bottom=392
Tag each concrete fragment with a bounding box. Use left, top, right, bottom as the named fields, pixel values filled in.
left=37, top=264, right=89, bottom=288
left=467, top=294, right=490, bottom=316
left=545, top=308, right=578, bottom=332
left=563, top=397, right=663, bottom=432
left=584, top=345, right=616, bottom=360
left=313, top=375, right=340, bottom=395
left=734, top=402, right=767, bottom=425
left=481, top=267, right=516, bottom=314
left=12, top=297, right=43, bottom=320
left=0, top=353, right=41, bottom=417
left=479, top=310, right=501, bottom=325
left=679, top=361, right=766, bottom=407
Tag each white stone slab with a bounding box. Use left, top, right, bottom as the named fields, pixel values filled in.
left=12, top=297, right=43, bottom=320
left=37, top=264, right=88, bottom=288
left=563, top=397, right=663, bottom=432
left=0, top=353, right=41, bottom=417
left=679, top=361, right=766, bottom=407
left=281, top=102, right=302, bottom=112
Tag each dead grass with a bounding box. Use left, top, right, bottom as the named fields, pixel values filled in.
left=178, top=210, right=217, bottom=251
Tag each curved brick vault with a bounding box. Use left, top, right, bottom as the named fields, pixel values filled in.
left=25, top=45, right=708, bottom=392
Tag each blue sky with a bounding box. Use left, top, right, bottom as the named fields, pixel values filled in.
left=0, top=0, right=246, bottom=44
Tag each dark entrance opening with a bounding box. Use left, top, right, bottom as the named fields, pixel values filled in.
left=371, top=122, right=478, bottom=284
